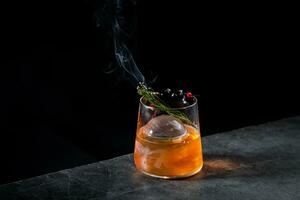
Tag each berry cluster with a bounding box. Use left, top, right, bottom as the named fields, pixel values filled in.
left=159, top=88, right=194, bottom=108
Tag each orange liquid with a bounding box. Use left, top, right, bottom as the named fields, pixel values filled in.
left=134, top=125, right=203, bottom=178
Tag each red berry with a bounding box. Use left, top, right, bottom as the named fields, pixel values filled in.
left=186, top=92, right=193, bottom=98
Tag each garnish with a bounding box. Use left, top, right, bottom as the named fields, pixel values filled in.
left=137, top=83, right=192, bottom=125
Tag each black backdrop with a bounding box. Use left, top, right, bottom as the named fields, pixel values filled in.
left=0, top=0, right=299, bottom=184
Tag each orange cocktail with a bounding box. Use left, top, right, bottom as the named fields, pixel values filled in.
left=134, top=125, right=203, bottom=178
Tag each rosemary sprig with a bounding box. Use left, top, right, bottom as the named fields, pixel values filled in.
left=137, top=83, right=192, bottom=125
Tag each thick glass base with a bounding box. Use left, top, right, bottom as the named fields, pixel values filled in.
left=137, top=165, right=203, bottom=179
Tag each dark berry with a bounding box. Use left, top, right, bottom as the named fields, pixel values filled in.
left=160, top=88, right=172, bottom=101
left=176, top=90, right=184, bottom=99
left=170, top=89, right=183, bottom=101
left=171, top=91, right=177, bottom=99
left=164, top=88, right=172, bottom=94
left=178, top=89, right=184, bottom=96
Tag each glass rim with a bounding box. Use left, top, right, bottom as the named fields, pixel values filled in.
left=139, top=96, right=198, bottom=110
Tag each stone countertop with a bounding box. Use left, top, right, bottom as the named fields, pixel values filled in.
left=1, top=116, right=300, bottom=200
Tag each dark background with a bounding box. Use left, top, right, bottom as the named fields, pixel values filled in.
left=0, top=0, right=299, bottom=184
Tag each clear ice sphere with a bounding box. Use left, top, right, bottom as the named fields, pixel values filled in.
left=142, top=115, right=187, bottom=139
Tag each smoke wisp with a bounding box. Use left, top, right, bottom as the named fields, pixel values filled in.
left=95, top=0, right=145, bottom=86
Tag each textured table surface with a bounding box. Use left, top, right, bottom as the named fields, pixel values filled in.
left=1, top=116, right=300, bottom=200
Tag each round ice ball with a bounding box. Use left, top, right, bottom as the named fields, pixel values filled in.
left=142, top=115, right=187, bottom=139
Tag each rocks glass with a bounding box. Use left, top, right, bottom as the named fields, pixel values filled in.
left=134, top=96, right=203, bottom=179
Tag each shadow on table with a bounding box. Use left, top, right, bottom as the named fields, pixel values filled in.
left=185, top=154, right=254, bottom=181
